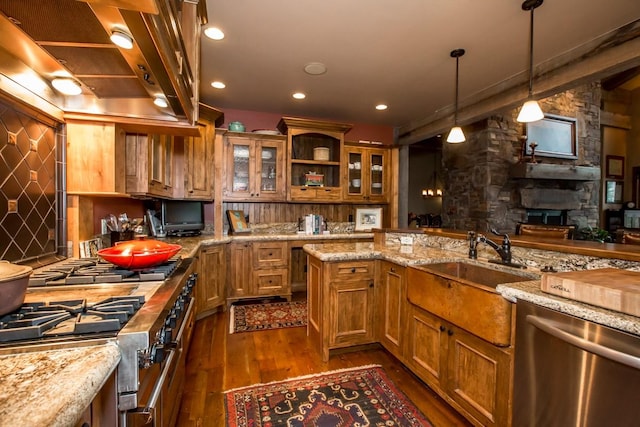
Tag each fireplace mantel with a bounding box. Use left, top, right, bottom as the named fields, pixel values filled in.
left=509, top=163, right=601, bottom=181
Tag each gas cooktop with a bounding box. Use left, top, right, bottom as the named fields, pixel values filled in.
left=0, top=296, right=145, bottom=345
left=28, top=257, right=180, bottom=287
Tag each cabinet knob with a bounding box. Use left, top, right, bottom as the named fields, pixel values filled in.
left=351, top=267, right=356, bottom=273
left=369, top=282, right=374, bottom=288
left=439, top=325, right=446, bottom=332
left=300, top=187, right=308, bottom=191
left=268, top=252, right=273, bottom=256
left=447, top=329, right=454, bottom=336
left=390, top=268, right=395, bottom=273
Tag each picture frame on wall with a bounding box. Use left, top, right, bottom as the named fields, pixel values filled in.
left=226, top=209, right=251, bottom=234
left=355, top=207, right=382, bottom=231
left=606, top=155, right=624, bottom=179
left=525, top=114, right=577, bottom=159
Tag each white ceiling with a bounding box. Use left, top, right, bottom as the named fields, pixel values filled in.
left=199, top=0, right=640, bottom=129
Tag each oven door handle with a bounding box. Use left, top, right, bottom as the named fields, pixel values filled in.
left=526, top=314, right=640, bottom=369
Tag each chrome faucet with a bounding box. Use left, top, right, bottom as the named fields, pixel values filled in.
left=468, top=228, right=526, bottom=269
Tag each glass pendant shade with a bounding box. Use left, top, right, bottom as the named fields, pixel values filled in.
left=446, top=126, right=466, bottom=143
left=517, top=99, right=544, bottom=122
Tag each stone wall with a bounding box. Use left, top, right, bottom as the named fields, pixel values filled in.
left=442, top=82, right=602, bottom=234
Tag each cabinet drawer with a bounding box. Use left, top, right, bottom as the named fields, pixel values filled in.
left=253, top=268, right=289, bottom=294
left=252, top=241, right=289, bottom=268
left=290, top=186, right=342, bottom=201
left=330, top=261, right=374, bottom=280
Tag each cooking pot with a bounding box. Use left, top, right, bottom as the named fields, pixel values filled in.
left=97, top=238, right=182, bottom=269
left=228, top=121, right=245, bottom=132
left=0, top=261, right=33, bottom=316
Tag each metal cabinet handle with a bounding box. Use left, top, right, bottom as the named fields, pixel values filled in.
left=526, top=315, right=640, bottom=369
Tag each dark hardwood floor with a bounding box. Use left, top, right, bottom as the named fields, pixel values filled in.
left=177, top=296, right=472, bottom=427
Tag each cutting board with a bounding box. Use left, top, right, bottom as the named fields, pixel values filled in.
left=540, top=268, right=640, bottom=317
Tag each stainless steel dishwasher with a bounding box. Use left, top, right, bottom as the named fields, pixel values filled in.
left=513, top=300, right=640, bottom=426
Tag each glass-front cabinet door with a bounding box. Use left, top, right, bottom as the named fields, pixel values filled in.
left=346, top=150, right=364, bottom=198
left=224, top=134, right=285, bottom=201
left=255, top=138, right=285, bottom=200
left=343, top=145, right=388, bottom=203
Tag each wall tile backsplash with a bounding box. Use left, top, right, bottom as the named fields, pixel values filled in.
left=0, top=100, right=57, bottom=262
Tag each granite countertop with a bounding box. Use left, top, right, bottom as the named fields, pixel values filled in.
left=166, top=231, right=374, bottom=258
left=304, top=241, right=640, bottom=337
left=0, top=343, right=121, bottom=427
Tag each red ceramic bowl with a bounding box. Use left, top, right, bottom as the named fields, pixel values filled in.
left=97, top=239, right=182, bottom=269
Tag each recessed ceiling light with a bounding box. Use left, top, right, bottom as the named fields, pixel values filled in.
left=110, top=30, right=134, bottom=49
left=154, top=97, right=168, bottom=108
left=211, top=81, right=226, bottom=89
left=292, top=92, right=306, bottom=100
left=375, top=104, right=388, bottom=110
left=204, top=27, right=225, bottom=40
left=51, top=78, right=82, bottom=95
left=304, top=62, right=327, bottom=75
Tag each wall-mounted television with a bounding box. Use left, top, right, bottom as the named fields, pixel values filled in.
left=161, top=200, right=204, bottom=236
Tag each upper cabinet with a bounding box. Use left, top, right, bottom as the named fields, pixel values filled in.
left=66, top=120, right=127, bottom=196
left=126, top=133, right=175, bottom=198
left=223, top=133, right=286, bottom=201
left=343, top=144, right=390, bottom=203
left=277, top=117, right=352, bottom=203
left=181, top=105, right=223, bottom=200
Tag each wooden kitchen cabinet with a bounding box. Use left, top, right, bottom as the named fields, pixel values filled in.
left=277, top=117, right=352, bottom=203
left=125, top=132, right=175, bottom=198
left=406, top=300, right=513, bottom=427
left=227, top=241, right=290, bottom=305
left=182, top=121, right=214, bottom=200
left=223, top=133, right=286, bottom=201
left=66, top=120, right=127, bottom=196
left=343, top=144, right=389, bottom=203
left=307, top=256, right=375, bottom=361
left=376, top=261, right=405, bottom=359
left=195, top=244, right=226, bottom=319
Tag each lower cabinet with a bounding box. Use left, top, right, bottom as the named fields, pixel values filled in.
left=195, top=244, right=226, bottom=319
left=406, top=304, right=512, bottom=427
left=308, top=256, right=375, bottom=361
left=228, top=241, right=290, bottom=305
left=376, top=261, right=406, bottom=359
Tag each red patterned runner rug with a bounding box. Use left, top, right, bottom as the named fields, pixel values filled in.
left=224, top=365, right=433, bottom=426
left=229, top=300, right=307, bottom=333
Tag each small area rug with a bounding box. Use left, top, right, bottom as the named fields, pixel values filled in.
left=229, top=300, right=307, bottom=334
left=224, top=364, right=433, bottom=427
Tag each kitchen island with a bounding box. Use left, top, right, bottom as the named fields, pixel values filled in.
left=304, top=230, right=640, bottom=426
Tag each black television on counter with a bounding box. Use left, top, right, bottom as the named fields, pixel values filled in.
left=161, top=200, right=204, bottom=236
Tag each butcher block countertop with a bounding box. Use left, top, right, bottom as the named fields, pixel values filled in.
left=0, top=343, right=120, bottom=427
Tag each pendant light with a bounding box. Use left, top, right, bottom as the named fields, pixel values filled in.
left=517, top=0, right=545, bottom=123
left=446, top=48, right=466, bottom=143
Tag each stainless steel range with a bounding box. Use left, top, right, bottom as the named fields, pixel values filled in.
left=0, top=256, right=197, bottom=427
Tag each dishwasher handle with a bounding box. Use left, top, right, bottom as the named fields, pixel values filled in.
left=526, top=314, right=640, bottom=370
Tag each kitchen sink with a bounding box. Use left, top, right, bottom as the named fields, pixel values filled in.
left=407, top=261, right=533, bottom=346
left=420, top=261, right=530, bottom=288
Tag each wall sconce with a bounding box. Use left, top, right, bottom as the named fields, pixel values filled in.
left=517, top=0, right=545, bottom=123
left=110, top=30, right=134, bottom=50
left=51, top=78, right=82, bottom=95
left=446, top=48, right=466, bottom=143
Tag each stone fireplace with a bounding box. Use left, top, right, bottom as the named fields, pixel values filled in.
left=442, top=82, right=602, bottom=234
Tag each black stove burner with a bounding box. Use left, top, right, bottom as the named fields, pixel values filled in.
left=0, top=296, right=145, bottom=343
left=29, top=258, right=179, bottom=287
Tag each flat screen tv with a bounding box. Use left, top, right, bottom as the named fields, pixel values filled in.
left=161, top=200, right=204, bottom=236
